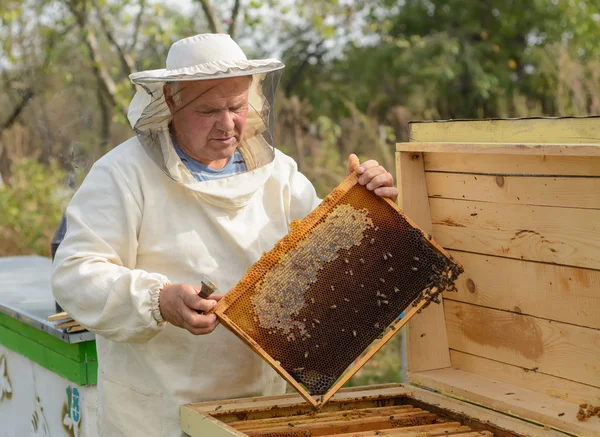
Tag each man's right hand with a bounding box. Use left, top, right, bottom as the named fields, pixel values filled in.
left=158, top=283, right=221, bottom=335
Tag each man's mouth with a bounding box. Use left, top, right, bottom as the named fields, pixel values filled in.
left=212, top=136, right=236, bottom=145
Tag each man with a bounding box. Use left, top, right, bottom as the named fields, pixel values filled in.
left=52, top=33, right=398, bottom=437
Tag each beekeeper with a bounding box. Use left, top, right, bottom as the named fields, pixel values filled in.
left=52, top=33, right=398, bottom=437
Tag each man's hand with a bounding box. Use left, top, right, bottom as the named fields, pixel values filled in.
left=346, top=154, right=398, bottom=201
left=159, top=283, right=222, bottom=335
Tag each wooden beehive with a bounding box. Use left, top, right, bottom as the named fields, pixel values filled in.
left=181, top=117, right=600, bottom=437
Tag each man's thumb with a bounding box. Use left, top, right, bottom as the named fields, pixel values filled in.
left=347, top=154, right=360, bottom=175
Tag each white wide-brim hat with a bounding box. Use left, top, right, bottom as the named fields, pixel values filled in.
left=127, top=33, right=284, bottom=131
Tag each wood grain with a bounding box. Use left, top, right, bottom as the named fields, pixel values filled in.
left=426, top=173, right=600, bottom=209
left=448, top=250, right=600, bottom=329
left=233, top=408, right=425, bottom=431
left=408, top=117, right=600, bottom=144
left=444, top=300, right=600, bottom=387
left=243, top=412, right=437, bottom=436
left=450, top=350, right=600, bottom=406
left=430, top=198, right=600, bottom=270
left=409, top=368, right=600, bottom=437
left=423, top=153, right=600, bottom=176
left=319, top=424, right=473, bottom=437
left=398, top=142, right=600, bottom=156
left=396, top=151, right=451, bottom=373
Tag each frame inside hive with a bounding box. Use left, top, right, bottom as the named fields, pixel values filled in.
left=213, top=171, right=462, bottom=408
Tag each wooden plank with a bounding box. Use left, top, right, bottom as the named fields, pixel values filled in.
left=319, top=423, right=469, bottom=437
left=409, top=368, right=600, bottom=437
left=230, top=405, right=415, bottom=429
left=243, top=412, right=437, bottom=437
left=423, top=153, right=600, bottom=176
left=449, top=251, right=600, bottom=329
left=405, top=385, right=571, bottom=437
left=430, top=198, right=600, bottom=270
left=407, top=117, right=600, bottom=144
left=396, top=151, right=451, bottom=373
left=426, top=173, right=600, bottom=209
left=234, top=408, right=426, bottom=431
left=319, top=298, right=429, bottom=406
left=444, top=300, right=600, bottom=387
left=45, top=311, right=70, bottom=322
left=180, top=405, right=247, bottom=437
left=450, top=350, right=600, bottom=406
left=398, top=142, right=600, bottom=156
left=54, top=320, right=79, bottom=329
left=190, top=385, right=411, bottom=414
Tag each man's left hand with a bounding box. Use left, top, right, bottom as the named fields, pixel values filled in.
left=346, top=154, right=398, bottom=201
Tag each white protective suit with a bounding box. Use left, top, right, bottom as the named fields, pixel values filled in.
left=52, top=34, right=321, bottom=437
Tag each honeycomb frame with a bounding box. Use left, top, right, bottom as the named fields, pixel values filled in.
left=212, top=171, right=462, bottom=408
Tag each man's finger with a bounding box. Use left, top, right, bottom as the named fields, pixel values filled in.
left=366, top=172, right=393, bottom=191
left=357, top=160, right=379, bottom=174
left=184, top=310, right=218, bottom=329
left=182, top=290, right=217, bottom=312
left=358, top=166, right=386, bottom=185
left=374, top=186, right=399, bottom=200
left=208, top=294, right=223, bottom=302
left=346, top=154, right=360, bottom=175
left=185, top=319, right=220, bottom=336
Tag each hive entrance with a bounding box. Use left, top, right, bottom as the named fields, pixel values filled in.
left=214, top=172, right=462, bottom=407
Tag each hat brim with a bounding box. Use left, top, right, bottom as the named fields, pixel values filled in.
left=129, top=59, right=285, bottom=84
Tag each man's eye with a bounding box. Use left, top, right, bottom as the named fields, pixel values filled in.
left=198, top=110, right=216, bottom=116
left=231, top=106, right=245, bottom=113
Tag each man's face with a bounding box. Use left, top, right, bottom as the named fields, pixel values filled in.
left=165, top=77, right=251, bottom=167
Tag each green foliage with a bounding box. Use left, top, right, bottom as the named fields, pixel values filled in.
left=0, top=159, right=69, bottom=256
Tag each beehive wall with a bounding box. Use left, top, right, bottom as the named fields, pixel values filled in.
left=399, top=118, right=600, bottom=406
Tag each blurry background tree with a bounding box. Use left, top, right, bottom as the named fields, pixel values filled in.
left=0, top=0, right=598, bottom=248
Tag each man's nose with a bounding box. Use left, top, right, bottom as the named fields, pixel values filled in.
left=216, top=110, right=235, bottom=132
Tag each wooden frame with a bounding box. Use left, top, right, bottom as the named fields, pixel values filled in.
left=396, top=117, right=600, bottom=437
left=212, top=171, right=459, bottom=408
left=181, top=384, right=571, bottom=437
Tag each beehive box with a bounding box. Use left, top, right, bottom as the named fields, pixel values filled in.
left=181, top=117, right=600, bottom=437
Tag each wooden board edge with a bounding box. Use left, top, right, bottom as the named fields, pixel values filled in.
left=187, top=384, right=411, bottom=414
left=180, top=405, right=248, bottom=437
left=408, top=369, right=600, bottom=437
left=396, top=142, right=600, bottom=156
left=449, top=350, right=600, bottom=406
left=405, top=384, right=573, bottom=437
left=407, top=118, right=600, bottom=145
left=396, top=151, right=452, bottom=372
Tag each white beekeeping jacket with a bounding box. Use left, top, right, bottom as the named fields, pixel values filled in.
left=52, top=34, right=320, bottom=437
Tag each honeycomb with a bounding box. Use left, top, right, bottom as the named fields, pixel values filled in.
left=215, top=172, right=462, bottom=400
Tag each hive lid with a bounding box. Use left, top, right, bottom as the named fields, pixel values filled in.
left=212, top=171, right=462, bottom=408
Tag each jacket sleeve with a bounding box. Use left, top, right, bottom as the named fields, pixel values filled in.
left=51, top=161, right=169, bottom=344
left=287, top=160, right=322, bottom=222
